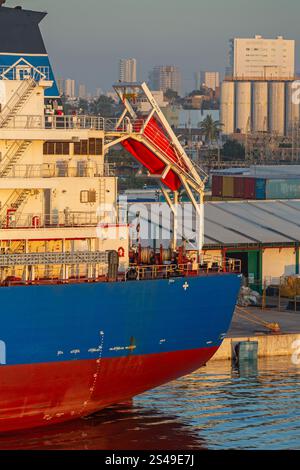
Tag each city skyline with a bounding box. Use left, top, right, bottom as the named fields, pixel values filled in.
left=8, top=0, right=300, bottom=92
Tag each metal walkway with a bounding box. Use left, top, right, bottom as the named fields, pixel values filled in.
left=0, top=251, right=110, bottom=267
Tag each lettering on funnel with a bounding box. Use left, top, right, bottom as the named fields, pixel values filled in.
left=0, top=340, right=6, bottom=365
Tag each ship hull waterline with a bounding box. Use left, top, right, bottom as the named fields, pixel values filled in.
left=0, top=274, right=241, bottom=432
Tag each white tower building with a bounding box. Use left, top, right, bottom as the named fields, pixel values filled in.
left=65, top=79, right=76, bottom=98
left=229, top=35, right=295, bottom=80
left=119, top=58, right=137, bottom=83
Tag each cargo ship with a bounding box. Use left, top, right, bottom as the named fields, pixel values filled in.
left=0, top=4, right=241, bottom=432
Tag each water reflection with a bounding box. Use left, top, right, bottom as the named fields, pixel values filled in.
left=0, top=357, right=299, bottom=450
left=0, top=403, right=206, bottom=450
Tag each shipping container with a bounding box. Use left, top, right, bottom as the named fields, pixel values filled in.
left=234, top=176, right=245, bottom=198
left=244, top=177, right=256, bottom=199
left=212, top=175, right=223, bottom=197
left=255, top=178, right=266, bottom=200
left=265, top=178, right=300, bottom=199
left=222, top=176, right=234, bottom=198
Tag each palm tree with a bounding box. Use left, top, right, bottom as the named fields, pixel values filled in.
left=199, top=115, right=223, bottom=144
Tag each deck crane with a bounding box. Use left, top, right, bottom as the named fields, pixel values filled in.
left=104, top=82, right=208, bottom=254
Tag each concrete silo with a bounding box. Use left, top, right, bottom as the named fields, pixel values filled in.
left=235, top=82, right=251, bottom=133
left=220, top=81, right=235, bottom=134
left=252, top=82, right=268, bottom=132
left=286, top=81, right=300, bottom=133
left=269, top=82, right=285, bottom=135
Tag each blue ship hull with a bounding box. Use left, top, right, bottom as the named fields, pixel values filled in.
left=0, top=274, right=241, bottom=431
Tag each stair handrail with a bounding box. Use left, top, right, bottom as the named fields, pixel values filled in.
left=0, top=189, right=30, bottom=226
left=0, top=141, right=30, bottom=177
left=0, top=78, right=37, bottom=127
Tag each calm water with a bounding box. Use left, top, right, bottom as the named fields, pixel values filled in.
left=0, top=356, right=299, bottom=450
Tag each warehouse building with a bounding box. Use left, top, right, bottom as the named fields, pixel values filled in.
left=137, top=199, right=300, bottom=287
left=202, top=200, right=300, bottom=286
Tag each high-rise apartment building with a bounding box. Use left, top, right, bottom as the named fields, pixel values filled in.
left=149, top=65, right=181, bottom=95
left=78, top=83, right=87, bottom=99
left=57, top=78, right=65, bottom=96
left=228, top=35, right=295, bottom=79
left=200, top=71, right=220, bottom=91
left=119, top=58, right=137, bottom=82
left=65, top=78, right=76, bottom=98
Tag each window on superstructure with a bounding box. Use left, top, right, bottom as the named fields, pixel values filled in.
left=43, top=142, right=55, bottom=155
left=91, top=138, right=103, bottom=155
left=88, top=190, right=97, bottom=203
left=80, top=190, right=97, bottom=203
left=43, top=142, right=70, bottom=155
left=74, top=140, right=88, bottom=155
left=73, top=139, right=103, bottom=156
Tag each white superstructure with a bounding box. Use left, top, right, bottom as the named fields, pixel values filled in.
left=0, top=63, right=129, bottom=282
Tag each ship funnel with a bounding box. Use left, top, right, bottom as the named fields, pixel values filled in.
left=0, top=5, right=59, bottom=98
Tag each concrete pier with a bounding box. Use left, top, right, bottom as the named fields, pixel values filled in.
left=212, top=305, right=300, bottom=362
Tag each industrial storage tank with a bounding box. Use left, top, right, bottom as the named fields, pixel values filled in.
left=286, top=82, right=300, bottom=133
left=235, top=82, right=251, bottom=134
left=220, top=81, right=235, bottom=135
left=252, top=82, right=268, bottom=132
left=269, top=82, right=285, bottom=135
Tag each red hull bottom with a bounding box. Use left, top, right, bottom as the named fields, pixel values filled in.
left=0, top=347, right=217, bottom=432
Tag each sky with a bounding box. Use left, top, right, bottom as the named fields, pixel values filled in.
left=7, top=0, right=300, bottom=94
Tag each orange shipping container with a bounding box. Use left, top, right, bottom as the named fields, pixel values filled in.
left=222, top=176, right=234, bottom=198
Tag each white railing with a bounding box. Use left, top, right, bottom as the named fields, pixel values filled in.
left=0, top=163, right=115, bottom=178
left=1, top=115, right=134, bottom=131
left=0, top=65, right=49, bottom=81
left=2, top=114, right=105, bottom=130
left=126, top=256, right=242, bottom=281
left=4, top=211, right=99, bottom=229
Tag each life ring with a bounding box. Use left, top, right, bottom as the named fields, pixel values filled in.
left=32, top=216, right=40, bottom=228
left=118, top=247, right=125, bottom=258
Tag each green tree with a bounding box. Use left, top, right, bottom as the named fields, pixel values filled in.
left=78, top=98, right=89, bottom=114
left=221, top=139, right=245, bottom=160
left=90, top=95, right=117, bottom=117
left=164, top=88, right=180, bottom=103
left=199, top=115, right=223, bottom=143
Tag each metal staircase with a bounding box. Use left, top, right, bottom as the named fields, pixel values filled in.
left=0, top=78, right=37, bottom=128
left=0, top=140, right=32, bottom=177
left=0, top=189, right=31, bottom=227
left=99, top=178, right=107, bottom=205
